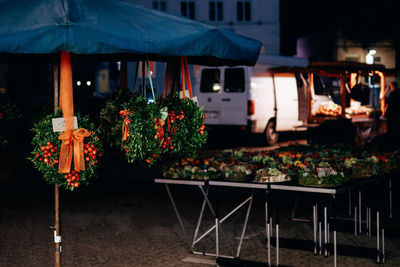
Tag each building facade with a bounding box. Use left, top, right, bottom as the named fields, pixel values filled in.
left=131, top=0, right=280, bottom=55
left=122, top=0, right=280, bottom=98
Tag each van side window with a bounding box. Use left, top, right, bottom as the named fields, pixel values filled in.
left=224, top=68, right=245, bottom=93
left=200, top=69, right=221, bottom=92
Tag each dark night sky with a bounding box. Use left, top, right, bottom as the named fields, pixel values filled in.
left=280, top=0, right=400, bottom=55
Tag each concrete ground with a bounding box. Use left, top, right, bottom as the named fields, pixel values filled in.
left=1, top=144, right=400, bottom=267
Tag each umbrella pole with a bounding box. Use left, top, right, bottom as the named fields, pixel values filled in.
left=53, top=57, right=62, bottom=267
left=55, top=185, right=61, bottom=267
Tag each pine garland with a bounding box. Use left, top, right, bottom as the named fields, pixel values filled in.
left=28, top=111, right=103, bottom=190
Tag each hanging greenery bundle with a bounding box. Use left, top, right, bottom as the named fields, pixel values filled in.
left=120, top=94, right=167, bottom=166
left=28, top=111, right=103, bottom=190
left=119, top=57, right=207, bottom=166
left=159, top=93, right=207, bottom=157
left=99, top=88, right=131, bottom=149
left=0, top=97, right=23, bottom=148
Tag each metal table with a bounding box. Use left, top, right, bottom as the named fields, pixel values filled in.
left=155, top=176, right=390, bottom=266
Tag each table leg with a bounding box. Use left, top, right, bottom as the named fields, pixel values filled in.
left=328, top=223, right=330, bottom=244
left=377, top=211, right=380, bottom=263
left=366, top=206, right=369, bottom=236
left=382, top=228, right=385, bottom=264
left=276, top=224, right=279, bottom=266
left=324, top=206, right=328, bottom=257
left=313, top=205, right=317, bottom=255
left=265, top=201, right=269, bottom=248
left=359, top=190, right=362, bottom=234
left=348, top=190, right=352, bottom=216
left=198, top=186, right=235, bottom=255
left=334, top=231, right=337, bottom=267
left=368, top=208, right=371, bottom=238
left=389, top=178, right=392, bottom=219
left=236, top=190, right=254, bottom=257
left=216, top=218, right=219, bottom=257
left=165, top=184, right=192, bottom=251
left=354, top=206, right=357, bottom=236
left=192, top=186, right=208, bottom=248
left=332, top=194, right=337, bottom=266
left=319, top=222, right=322, bottom=255
left=267, top=223, right=271, bottom=266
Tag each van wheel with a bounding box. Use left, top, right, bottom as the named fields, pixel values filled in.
left=265, top=120, right=278, bottom=145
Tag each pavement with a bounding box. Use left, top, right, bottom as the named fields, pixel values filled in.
left=1, top=140, right=400, bottom=267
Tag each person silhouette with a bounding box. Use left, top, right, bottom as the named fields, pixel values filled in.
left=385, top=81, right=400, bottom=145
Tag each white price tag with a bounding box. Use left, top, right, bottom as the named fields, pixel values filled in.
left=52, top=117, right=78, bottom=132
left=179, top=90, right=189, bottom=99
left=191, top=96, right=198, bottom=105
left=54, top=231, right=62, bottom=243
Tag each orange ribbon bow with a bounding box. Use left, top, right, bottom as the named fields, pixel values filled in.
left=58, top=128, right=91, bottom=173
left=120, top=109, right=130, bottom=143
left=156, top=118, right=165, bottom=144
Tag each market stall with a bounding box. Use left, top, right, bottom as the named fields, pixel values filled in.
left=0, top=1, right=262, bottom=266
left=270, top=61, right=387, bottom=145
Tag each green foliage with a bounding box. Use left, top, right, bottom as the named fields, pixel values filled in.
left=121, top=94, right=163, bottom=166
left=160, top=93, right=207, bottom=157
left=98, top=89, right=132, bottom=149
left=28, top=110, right=104, bottom=191
left=0, top=98, right=23, bottom=122
left=120, top=93, right=208, bottom=166
left=0, top=98, right=23, bottom=148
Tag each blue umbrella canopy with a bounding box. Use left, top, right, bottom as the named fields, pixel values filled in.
left=0, top=0, right=261, bottom=66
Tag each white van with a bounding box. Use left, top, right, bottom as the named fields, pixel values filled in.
left=195, top=55, right=335, bottom=145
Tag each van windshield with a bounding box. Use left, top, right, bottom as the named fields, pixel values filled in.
left=200, top=69, right=221, bottom=92
left=224, top=68, right=245, bottom=93
left=313, top=74, right=329, bottom=96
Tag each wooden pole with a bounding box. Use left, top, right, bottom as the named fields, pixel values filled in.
left=53, top=56, right=61, bottom=267
left=340, top=74, right=347, bottom=119
left=55, top=184, right=61, bottom=267
left=307, top=73, right=314, bottom=122
left=376, top=71, right=386, bottom=116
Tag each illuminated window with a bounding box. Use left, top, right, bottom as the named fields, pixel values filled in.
left=181, top=1, right=195, bottom=19
left=209, top=1, right=223, bottom=21
left=152, top=1, right=167, bottom=11
left=237, top=1, right=251, bottom=21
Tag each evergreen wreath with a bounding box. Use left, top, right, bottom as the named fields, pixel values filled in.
left=28, top=110, right=103, bottom=190
left=160, top=93, right=207, bottom=157
left=120, top=94, right=166, bottom=166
